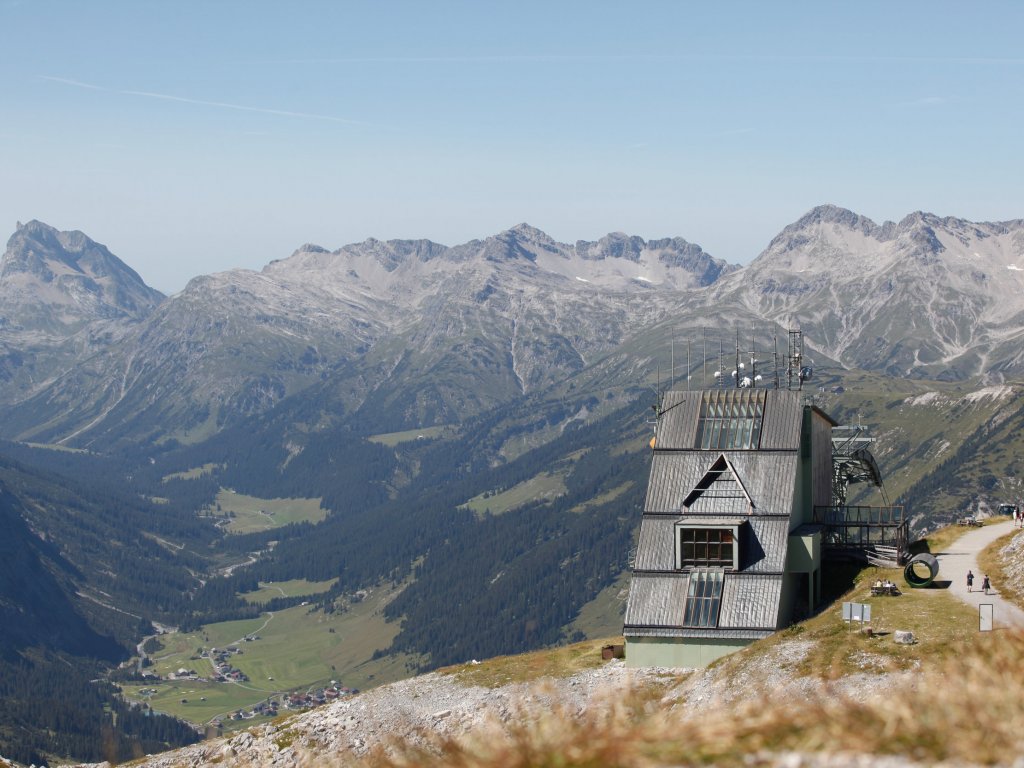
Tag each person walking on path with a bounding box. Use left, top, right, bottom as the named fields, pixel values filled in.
left=967, top=570, right=975, bottom=592
left=938, top=519, right=1024, bottom=629
left=983, top=574, right=992, bottom=595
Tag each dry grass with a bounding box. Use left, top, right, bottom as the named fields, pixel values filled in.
left=702, top=558, right=977, bottom=688
left=338, top=632, right=1023, bottom=768
left=978, top=527, right=1024, bottom=608
left=912, top=522, right=965, bottom=556
left=438, top=636, right=621, bottom=688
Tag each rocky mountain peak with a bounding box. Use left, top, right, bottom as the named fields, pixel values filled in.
left=577, top=232, right=645, bottom=262
left=767, top=205, right=880, bottom=249
left=295, top=243, right=330, bottom=255
left=0, top=220, right=164, bottom=333
left=503, top=222, right=555, bottom=244
left=793, top=204, right=870, bottom=229
left=344, top=237, right=450, bottom=271
left=477, top=224, right=557, bottom=264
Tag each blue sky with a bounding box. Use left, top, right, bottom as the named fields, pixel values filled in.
left=2, top=1, right=1023, bottom=292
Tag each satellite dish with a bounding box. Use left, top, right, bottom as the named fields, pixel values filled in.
left=799, top=366, right=813, bottom=381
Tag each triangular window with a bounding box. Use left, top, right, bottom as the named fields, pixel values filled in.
left=682, top=454, right=754, bottom=513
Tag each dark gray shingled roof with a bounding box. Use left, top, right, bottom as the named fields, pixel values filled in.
left=649, top=391, right=701, bottom=449
left=645, top=452, right=799, bottom=515
left=621, top=627, right=774, bottom=640
left=743, top=517, right=791, bottom=573
left=633, top=517, right=677, bottom=571
left=623, top=572, right=690, bottom=627
left=632, top=515, right=791, bottom=573
left=759, top=391, right=804, bottom=450
left=624, top=571, right=784, bottom=634
left=719, top=573, right=783, bottom=629
left=653, top=389, right=805, bottom=452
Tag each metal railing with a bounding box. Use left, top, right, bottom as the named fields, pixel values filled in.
left=813, top=505, right=909, bottom=559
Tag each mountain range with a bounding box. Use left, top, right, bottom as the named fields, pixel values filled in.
left=2, top=206, right=1024, bottom=450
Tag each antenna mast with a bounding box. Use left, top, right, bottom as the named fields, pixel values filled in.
left=734, top=329, right=740, bottom=389
left=702, top=327, right=707, bottom=389
left=787, top=328, right=804, bottom=390
left=718, top=338, right=724, bottom=389
left=687, top=339, right=691, bottom=391
left=670, top=337, right=675, bottom=390
left=773, top=333, right=780, bottom=389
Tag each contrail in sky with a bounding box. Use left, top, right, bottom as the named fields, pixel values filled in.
left=39, top=75, right=369, bottom=125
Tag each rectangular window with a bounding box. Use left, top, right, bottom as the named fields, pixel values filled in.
left=678, top=527, right=736, bottom=569
left=696, top=390, right=766, bottom=450
left=683, top=569, right=724, bottom=628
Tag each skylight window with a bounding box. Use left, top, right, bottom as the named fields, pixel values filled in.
left=682, top=568, right=724, bottom=628
left=695, top=390, right=766, bottom=450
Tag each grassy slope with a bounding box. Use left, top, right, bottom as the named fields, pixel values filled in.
left=210, top=489, right=327, bottom=534
left=460, top=471, right=568, bottom=517
left=565, top=569, right=630, bottom=639
left=162, top=463, right=221, bottom=481
left=239, top=578, right=339, bottom=605
left=979, top=525, right=1024, bottom=608
left=459, top=449, right=590, bottom=517
left=439, top=636, right=617, bottom=688
left=368, top=425, right=454, bottom=447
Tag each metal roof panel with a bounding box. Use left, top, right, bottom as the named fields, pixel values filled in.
left=623, top=572, right=689, bottom=627
left=652, top=391, right=701, bottom=449
left=719, top=573, right=783, bottom=629
left=760, top=390, right=803, bottom=450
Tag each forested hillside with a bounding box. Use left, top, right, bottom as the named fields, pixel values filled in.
left=0, top=456, right=205, bottom=765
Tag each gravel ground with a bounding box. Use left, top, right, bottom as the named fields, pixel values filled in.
left=73, top=662, right=670, bottom=768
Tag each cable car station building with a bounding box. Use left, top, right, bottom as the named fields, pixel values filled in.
left=623, top=386, right=842, bottom=668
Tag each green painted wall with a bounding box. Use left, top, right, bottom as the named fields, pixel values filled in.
left=787, top=531, right=820, bottom=573
left=624, top=637, right=751, bottom=668
left=797, top=406, right=812, bottom=528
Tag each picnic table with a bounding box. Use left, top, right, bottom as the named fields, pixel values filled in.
left=958, top=516, right=983, bottom=527
left=870, top=581, right=902, bottom=597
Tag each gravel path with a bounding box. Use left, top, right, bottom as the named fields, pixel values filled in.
left=937, top=519, right=1024, bottom=628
